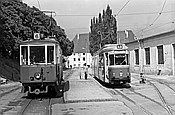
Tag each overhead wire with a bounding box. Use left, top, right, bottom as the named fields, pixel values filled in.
left=137, top=0, right=167, bottom=35
left=54, top=11, right=174, bottom=17
left=140, top=21, right=174, bottom=33
left=116, top=0, right=131, bottom=15
left=36, top=0, right=41, bottom=10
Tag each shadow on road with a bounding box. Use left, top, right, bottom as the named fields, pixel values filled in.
left=94, top=77, right=131, bottom=89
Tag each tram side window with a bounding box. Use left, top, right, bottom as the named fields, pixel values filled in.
left=47, top=46, right=54, bottom=64
left=21, top=46, right=28, bottom=65
left=99, top=54, right=104, bottom=67
left=109, top=54, right=114, bottom=65
left=30, top=46, right=45, bottom=64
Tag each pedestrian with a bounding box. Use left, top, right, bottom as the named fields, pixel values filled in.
left=84, top=63, right=88, bottom=79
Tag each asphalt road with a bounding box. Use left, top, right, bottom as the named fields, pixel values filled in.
left=0, top=69, right=175, bottom=115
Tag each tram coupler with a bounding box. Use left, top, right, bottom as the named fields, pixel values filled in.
left=139, top=72, right=146, bottom=84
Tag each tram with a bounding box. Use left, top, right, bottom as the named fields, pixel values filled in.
left=19, top=36, right=65, bottom=96
left=92, top=44, right=131, bottom=85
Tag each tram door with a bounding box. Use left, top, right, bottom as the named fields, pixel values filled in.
left=98, top=53, right=104, bottom=81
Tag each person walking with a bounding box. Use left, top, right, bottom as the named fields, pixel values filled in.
left=84, top=63, right=88, bottom=79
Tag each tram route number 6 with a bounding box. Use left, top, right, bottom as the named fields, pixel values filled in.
left=34, top=33, right=40, bottom=40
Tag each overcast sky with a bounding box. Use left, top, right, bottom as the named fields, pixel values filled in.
left=23, top=0, right=175, bottom=40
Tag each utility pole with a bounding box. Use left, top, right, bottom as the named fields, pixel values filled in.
left=98, top=31, right=113, bottom=49
left=135, top=33, right=145, bottom=83
left=42, top=11, right=56, bottom=37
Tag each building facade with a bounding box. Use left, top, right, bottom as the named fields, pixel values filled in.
left=125, top=30, right=175, bottom=75
left=68, top=33, right=92, bottom=68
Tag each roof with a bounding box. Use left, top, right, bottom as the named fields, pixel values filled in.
left=20, top=38, right=59, bottom=45
left=125, top=29, right=175, bottom=44
left=98, top=44, right=128, bottom=54
left=72, top=33, right=90, bottom=53
left=117, top=30, right=135, bottom=44
left=72, top=30, right=135, bottom=53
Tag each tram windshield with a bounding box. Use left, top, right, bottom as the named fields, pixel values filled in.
left=30, top=46, right=45, bottom=64
left=109, top=54, right=128, bottom=65
left=20, top=45, right=54, bottom=65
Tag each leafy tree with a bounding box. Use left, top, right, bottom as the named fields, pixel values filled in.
left=89, top=5, right=117, bottom=55
left=0, top=0, right=73, bottom=58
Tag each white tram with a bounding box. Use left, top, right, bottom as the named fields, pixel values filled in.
left=92, top=44, right=131, bottom=85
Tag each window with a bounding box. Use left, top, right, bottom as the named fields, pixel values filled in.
left=30, top=46, right=45, bottom=64
left=135, top=49, right=139, bottom=65
left=115, top=54, right=128, bottom=65
left=47, top=46, right=54, bottom=64
left=109, top=54, right=114, bottom=65
left=145, top=47, right=150, bottom=65
left=157, top=45, right=164, bottom=64
left=78, top=58, right=80, bottom=61
left=83, top=53, right=85, bottom=55
left=83, top=57, right=85, bottom=61
left=74, top=58, right=76, bottom=61
left=21, top=46, right=28, bottom=65
left=74, top=64, right=76, bottom=67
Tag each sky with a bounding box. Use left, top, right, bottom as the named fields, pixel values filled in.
left=23, top=0, right=175, bottom=40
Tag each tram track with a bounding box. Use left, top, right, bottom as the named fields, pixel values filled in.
left=112, top=89, right=154, bottom=115
left=18, top=96, right=53, bottom=115
left=145, top=77, right=175, bottom=93
left=131, top=75, right=175, bottom=115
left=18, top=98, right=33, bottom=115
left=147, top=80, right=175, bottom=115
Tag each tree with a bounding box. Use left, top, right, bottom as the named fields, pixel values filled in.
left=89, top=5, right=117, bottom=55
left=0, top=0, right=74, bottom=58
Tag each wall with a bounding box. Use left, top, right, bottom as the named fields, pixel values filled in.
left=126, top=30, right=175, bottom=75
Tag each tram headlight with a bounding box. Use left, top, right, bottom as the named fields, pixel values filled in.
left=112, top=73, right=115, bottom=77
left=34, top=72, right=41, bottom=80
left=119, top=73, right=123, bottom=77
left=119, top=70, right=123, bottom=77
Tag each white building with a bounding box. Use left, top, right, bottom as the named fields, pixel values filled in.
left=68, top=33, right=92, bottom=68
left=125, top=30, right=175, bottom=76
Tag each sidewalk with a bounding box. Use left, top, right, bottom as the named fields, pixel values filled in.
left=64, top=68, right=113, bottom=102
left=0, top=82, right=21, bottom=87
left=52, top=68, right=133, bottom=115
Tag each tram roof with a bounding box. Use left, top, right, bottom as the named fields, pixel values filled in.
left=96, top=44, right=128, bottom=54
left=20, top=38, right=59, bottom=45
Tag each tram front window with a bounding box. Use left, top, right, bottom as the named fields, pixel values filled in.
left=30, top=46, right=45, bottom=64
left=47, top=46, right=54, bottom=64
left=21, top=46, right=28, bottom=65
left=109, top=54, right=128, bottom=65
left=115, top=54, right=127, bottom=65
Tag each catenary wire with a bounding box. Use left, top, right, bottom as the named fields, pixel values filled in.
left=137, top=0, right=167, bottom=35
left=117, top=0, right=131, bottom=15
